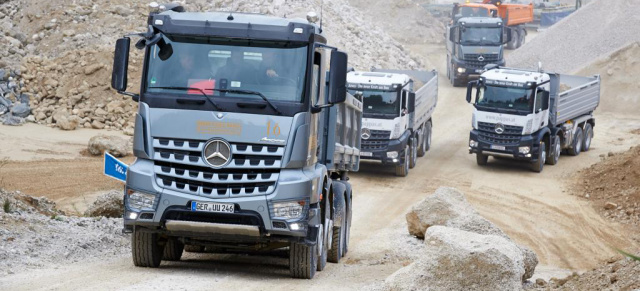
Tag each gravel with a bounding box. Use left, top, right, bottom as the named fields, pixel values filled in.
left=507, top=0, right=640, bottom=73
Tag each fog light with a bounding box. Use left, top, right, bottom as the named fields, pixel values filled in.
left=127, top=211, right=138, bottom=220
left=457, top=67, right=465, bottom=73
left=392, top=158, right=399, bottom=163
left=289, top=223, right=302, bottom=231
left=127, top=190, right=157, bottom=211
left=272, top=201, right=305, bottom=220
left=387, top=151, right=399, bottom=159
left=518, top=146, right=530, bottom=154
left=469, top=140, right=478, bottom=147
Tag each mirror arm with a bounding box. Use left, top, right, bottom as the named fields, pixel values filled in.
left=118, top=91, right=140, bottom=102
left=311, top=103, right=333, bottom=114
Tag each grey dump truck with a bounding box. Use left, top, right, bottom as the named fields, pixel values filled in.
left=347, top=70, right=438, bottom=177
left=110, top=3, right=362, bottom=279
left=446, top=17, right=510, bottom=87
left=466, top=65, right=601, bottom=173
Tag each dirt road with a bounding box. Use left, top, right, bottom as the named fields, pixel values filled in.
left=2, top=44, right=640, bottom=290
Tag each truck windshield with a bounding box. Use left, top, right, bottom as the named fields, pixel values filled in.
left=145, top=36, right=308, bottom=103
left=477, top=85, right=533, bottom=113
left=460, top=7, right=490, bottom=17
left=460, top=27, right=501, bottom=45
left=349, top=89, right=399, bottom=117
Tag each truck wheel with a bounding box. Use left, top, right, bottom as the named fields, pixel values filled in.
left=395, top=147, right=410, bottom=177
left=518, top=29, right=526, bottom=48
left=546, top=136, right=561, bottom=165
left=343, top=191, right=352, bottom=256
left=290, top=241, right=318, bottom=279
left=531, top=141, right=546, bottom=173
left=163, top=237, right=184, bottom=261
left=132, top=229, right=164, bottom=268
left=568, top=127, right=583, bottom=156
left=476, top=153, right=488, bottom=166
left=328, top=202, right=345, bottom=263
left=582, top=123, right=593, bottom=151
left=409, top=137, right=418, bottom=169
left=508, top=30, right=519, bottom=49
left=184, top=245, right=205, bottom=253
left=317, top=198, right=330, bottom=271
left=418, top=122, right=432, bottom=157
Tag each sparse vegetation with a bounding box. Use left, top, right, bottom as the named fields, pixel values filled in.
left=619, top=250, right=640, bottom=262
left=3, top=198, right=10, bottom=213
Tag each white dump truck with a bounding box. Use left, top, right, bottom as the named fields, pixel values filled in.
left=466, top=65, right=601, bottom=172
left=347, top=70, right=438, bottom=176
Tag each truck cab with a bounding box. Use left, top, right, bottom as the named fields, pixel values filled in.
left=446, top=17, right=508, bottom=86
left=110, top=4, right=361, bottom=279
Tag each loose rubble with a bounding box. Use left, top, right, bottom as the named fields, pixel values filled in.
left=0, top=189, right=129, bottom=275
left=84, top=190, right=124, bottom=218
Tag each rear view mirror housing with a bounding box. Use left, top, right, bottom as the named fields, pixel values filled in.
left=408, top=92, right=416, bottom=113
left=111, top=37, right=130, bottom=92
left=466, top=80, right=478, bottom=103
left=328, top=50, right=348, bottom=104
left=449, top=26, right=458, bottom=43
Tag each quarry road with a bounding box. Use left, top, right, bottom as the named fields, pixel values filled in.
left=2, top=45, right=640, bottom=291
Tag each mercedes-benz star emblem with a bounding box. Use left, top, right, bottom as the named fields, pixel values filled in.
left=202, top=139, right=232, bottom=168
left=494, top=123, right=505, bottom=134
left=361, top=128, right=371, bottom=140
left=478, top=55, right=485, bottom=62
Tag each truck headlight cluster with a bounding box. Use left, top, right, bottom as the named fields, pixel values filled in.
left=127, top=190, right=157, bottom=211
left=457, top=67, right=465, bottom=73
left=469, top=140, right=478, bottom=148
left=272, top=201, right=305, bottom=220
left=518, top=146, right=530, bottom=154
left=387, top=151, right=399, bottom=159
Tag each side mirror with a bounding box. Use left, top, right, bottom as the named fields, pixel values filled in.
left=328, top=50, right=348, bottom=104
left=408, top=92, right=416, bottom=113
left=111, top=37, right=130, bottom=92
left=466, top=81, right=477, bottom=103
left=542, top=91, right=550, bottom=110
left=449, top=26, right=457, bottom=43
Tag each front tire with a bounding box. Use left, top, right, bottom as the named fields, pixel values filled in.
left=132, top=229, right=164, bottom=268
left=163, top=237, right=184, bottom=261
left=409, top=137, right=418, bottom=169
left=476, top=153, right=488, bottom=166
left=418, top=122, right=432, bottom=157
left=531, top=141, right=546, bottom=173
left=290, top=241, right=318, bottom=279
left=395, top=147, right=410, bottom=177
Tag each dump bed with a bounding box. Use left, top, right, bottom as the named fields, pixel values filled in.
left=498, top=3, right=534, bottom=26
left=326, top=92, right=363, bottom=172
left=372, top=69, right=439, bottom=130
left=549, top=73, right=600, bottom=126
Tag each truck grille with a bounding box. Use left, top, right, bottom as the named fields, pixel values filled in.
left=361, top=130, right=391, bottom=151
left=463, top=54, right=500, bottom=69
left=477, top=122, right=523, bottom=146
left=152, top=138, right=283, bottom=198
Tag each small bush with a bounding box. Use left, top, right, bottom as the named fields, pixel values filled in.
left=3, top=199, right=10, bottom=213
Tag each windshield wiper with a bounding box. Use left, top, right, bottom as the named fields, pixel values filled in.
left=149, top=86, right=224, bottom=112
left=217, top=88, right=282, bottom=115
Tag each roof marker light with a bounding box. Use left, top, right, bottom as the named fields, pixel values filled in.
left=293, top=28, right=303, bottom=34
left=154, top=19, right=163, bottom=26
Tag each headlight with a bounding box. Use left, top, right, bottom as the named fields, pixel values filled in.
left=387, top=151, right=399, bottom=159
left=519, top=146, right=530, bottom=154
left=457, top=67, right=465, bottom=73
left=272, top=201, right=305, bottom=220
left=469, top=140, right=478, bottom=147
left=127, top=190, right=157, bottom=211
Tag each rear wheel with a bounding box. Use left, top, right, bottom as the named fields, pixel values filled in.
left=531, top=141, right=546, bottom=173
left=395, top=147, right=410, bottom=177
left=409, top=137, right=418, bottom=169
left=418, top=122, right=432, bottom=157
left=343, top=191, right=352, bottom=256
left=328, top=203, right=345, bottom=263
left=568, top=127, right=583, bottom=156
left=163, top=237, right=184, bottom=261
left=132, top=229, right=164, bottom=268
left=476, top=153, right=488, bottom=166
left=582, top=123, right=593, bottom=151
left=290, top=240, right=318, bottom=279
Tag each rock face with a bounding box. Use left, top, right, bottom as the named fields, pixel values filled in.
left=406, top=187, right=506, bottom=239
left=87, top=134, right=130, bottom=157
left=84, top=191, right=124, bottom=218
left=384, top=226, right=530, bottom=291
left=384, top=187, right=539, bottom=290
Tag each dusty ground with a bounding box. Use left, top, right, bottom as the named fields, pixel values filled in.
left=1, top=39, right=640, bottom=290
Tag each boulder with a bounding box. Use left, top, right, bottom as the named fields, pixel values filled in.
left=406, top=187, right=506, bottom=239
left=11, top=103, right=30, bottom=118
left=384, top=226, right=530, bottom=291
left=87, top=134, right=130, bottom=157
left=84, top=191, right=124, bottom=218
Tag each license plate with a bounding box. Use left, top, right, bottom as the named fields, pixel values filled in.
left=191, top=201, right=234, bottom=213
left=360, top=151, right=373, bottom=157
left=475, top=69, right=483, bottom=73
left=490, top=145, right=506, bottom=151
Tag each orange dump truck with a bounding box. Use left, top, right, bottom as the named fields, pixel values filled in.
left=453, top=0, right=533, bottom=49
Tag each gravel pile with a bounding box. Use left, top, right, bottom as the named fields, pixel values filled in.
left=0, top=189, right=129, bottom=275
left=507, top=0, right=640, bottom=73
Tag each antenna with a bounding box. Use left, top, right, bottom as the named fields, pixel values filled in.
left=319, top=0, right=324, bottom=32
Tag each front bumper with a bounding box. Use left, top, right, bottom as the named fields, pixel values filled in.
left=452, top=57, right=506, bottom=79
left=122, top=159, right=320, bottom=242
left=468, top=129, right=541, bottom=162
left=360, top=132, right=410, bottom=165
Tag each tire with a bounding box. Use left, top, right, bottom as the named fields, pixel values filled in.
left=395, top=147, right=410, bottom=177
left=317, top=198, right=329, bottom=271
left=132, top=229, right=164, bottom=268
left=452, top=74, right=464, bottom=87
left=507, top=30, right=519, bottom=50
left=476, top=153, right=488, bottom=166
left=184, top=245, right=205, bottom=253
left=582, top=123, right=593, bottom=151
left=328, top=203, right=345, bottom=263
left=343, top=191, right=352, bottom=256
left=409, top=137, right=418, bottom=169
left=568, top=127, right=583, bottom=156
left=163, top=238, right=184, bottom=261
left=518, top=28, right=526, bottom=48
left=418, top=122, right=432, bottom=157
left=546, top=135, right=561, bottom=165
left=531, top=141, right=546, bottom=173
left=290, top=241, right=318, bottom=279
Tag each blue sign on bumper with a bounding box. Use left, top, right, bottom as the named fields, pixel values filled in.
left=104, top=152, right=128, bottom=182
